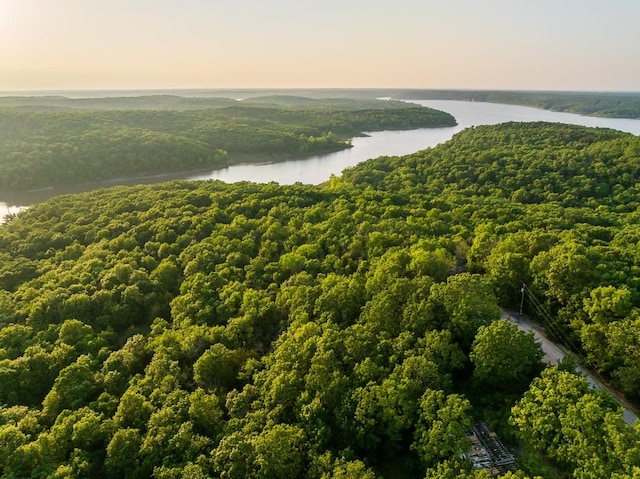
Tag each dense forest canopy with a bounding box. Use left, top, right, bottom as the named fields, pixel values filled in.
left=0, top=122, right=640, bottom=477
left=0, top=96, right=455, bottom=192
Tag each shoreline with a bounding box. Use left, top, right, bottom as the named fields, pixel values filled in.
left=0, top=142, right=360, bottom=207
left=2, top=99, right=639, bottom=220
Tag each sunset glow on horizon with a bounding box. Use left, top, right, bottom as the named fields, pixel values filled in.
left=1, top=0, right=639, bottom=92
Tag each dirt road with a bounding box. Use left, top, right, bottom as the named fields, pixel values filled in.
left=499, top=309, right=638, bottom=426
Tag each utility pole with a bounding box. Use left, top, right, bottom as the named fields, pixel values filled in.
left=519, top=283, right=525, bottom=317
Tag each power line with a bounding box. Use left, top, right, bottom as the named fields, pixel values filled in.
left=521, top=283, right=588, bottom=365
left=515, top=283, right=639, bottom=424
left=520, top=283, right=627, bottom=399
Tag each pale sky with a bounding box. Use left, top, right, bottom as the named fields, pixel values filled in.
left=1, top=0, right=639, bottom=92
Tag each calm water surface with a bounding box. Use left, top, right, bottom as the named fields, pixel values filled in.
left=186, top=100, right=640, bottom=183
left=2, top=100, right=640, bottom=221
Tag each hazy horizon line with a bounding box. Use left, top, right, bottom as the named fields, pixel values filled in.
left=1, top=87, right=639, bottom=98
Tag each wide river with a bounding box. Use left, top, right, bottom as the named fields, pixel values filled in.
left=2, top=100, right=640, bottom=222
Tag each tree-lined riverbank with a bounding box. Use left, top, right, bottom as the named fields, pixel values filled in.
left=0, top=96, right=455, bottom=192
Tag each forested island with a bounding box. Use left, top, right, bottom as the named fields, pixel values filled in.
left=0, top=121, right=639, bottom=478
left=0, top=96, right=455, bottom=191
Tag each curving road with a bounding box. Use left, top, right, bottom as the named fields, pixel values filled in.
left=500, top=309, right=639, bottom=426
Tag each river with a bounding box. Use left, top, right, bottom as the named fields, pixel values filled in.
left=2, top=100, right=640, bottom=222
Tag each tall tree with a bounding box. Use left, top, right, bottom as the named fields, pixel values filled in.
left=470, top=319, right=544, bottom=394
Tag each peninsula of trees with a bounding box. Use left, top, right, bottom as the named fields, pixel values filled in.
left=0, top=122, right=639, bottom=478
left=0, top=96, right=455, bottom=191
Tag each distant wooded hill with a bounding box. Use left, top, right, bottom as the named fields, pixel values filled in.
left=4, top=89, right=639, bottom=118
left=390, top=89, right=640, bottom=119
left=0, top=96, right=455, bottom=191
